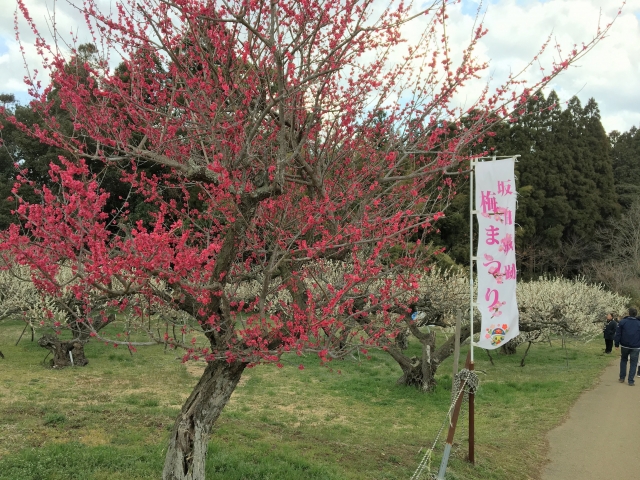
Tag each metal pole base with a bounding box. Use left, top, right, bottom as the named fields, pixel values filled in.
left=437, top=443, right=452, bottom=480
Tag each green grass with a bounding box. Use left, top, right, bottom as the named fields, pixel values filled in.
left=0, top=319, right=614, bottom=479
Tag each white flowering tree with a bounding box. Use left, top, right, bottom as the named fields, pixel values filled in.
left=1, top=252, right=627, bottom=382
left=242, top=263, right=611, bottom=390
left=226, top=260, right=471, bottom=390
left=511, top=276, right=629, bottom=365
left=0, top=258, right=214, bottom=365
left=0, top=262, right=65, bottom=361
left=0, top=260, right=128, bottom=365
left=518, top=277, right=628, bottom=336
left=378, top=273, right=629, bottom=389
left=0, top=263, right=64, bottom=330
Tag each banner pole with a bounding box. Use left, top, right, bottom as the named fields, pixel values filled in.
left=469, top=159, right=475, bottom=363
left=468, top=359, right=475, bottom=464
left=468, top=159, right=476, bottom=465
left=437, top=351, right=471, bottom=480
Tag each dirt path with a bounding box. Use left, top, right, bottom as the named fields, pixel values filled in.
left=541, top=358, right=640, bottom=480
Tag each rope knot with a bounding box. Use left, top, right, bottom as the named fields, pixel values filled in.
left=453, top=368, right=479, bottom=402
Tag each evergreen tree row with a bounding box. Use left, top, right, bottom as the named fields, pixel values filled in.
left=610, top=126, right=640, bottom=209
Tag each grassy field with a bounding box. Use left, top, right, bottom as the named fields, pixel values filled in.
left=0, top=320, right=613, bottom=480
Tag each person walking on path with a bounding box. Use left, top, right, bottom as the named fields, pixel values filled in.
left=603, top=313, right=618, bottom=354
left=614, top=308, right=640, bottom=385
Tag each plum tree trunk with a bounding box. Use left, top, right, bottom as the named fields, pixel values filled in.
left=163, top=359, right=247, bottom=480
left=38, top=334, right=89, bottom=367
left=399, top=342, right=437, bottom=391
left=394, top=328, right=410, bottom=350
left=386, top=319, right=479, bottom=392
left=501, top=339, right=518, bottom=355
left=388, top=328, right=438, bottom=391
left=35, top=315, right=115, bottom=368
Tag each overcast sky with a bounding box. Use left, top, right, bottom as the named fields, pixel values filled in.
left=1, top=0, right=638, bottom=133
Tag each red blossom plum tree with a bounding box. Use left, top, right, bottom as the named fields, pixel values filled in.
left=0, top=0, right=618, bottom=477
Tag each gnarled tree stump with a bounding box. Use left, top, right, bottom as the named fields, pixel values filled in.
left=38, top=335, right=88, bottom=367
left=501, top=339, right=518, bottom=355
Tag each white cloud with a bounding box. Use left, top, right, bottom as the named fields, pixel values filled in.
left=448, top=0, right=640, bottom=133
left=0, top=0, right=115, bottom=99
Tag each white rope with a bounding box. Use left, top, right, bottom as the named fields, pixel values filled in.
left=452, top=368, right=479, bottom=403
left=409, top=369, right=480, bottom=480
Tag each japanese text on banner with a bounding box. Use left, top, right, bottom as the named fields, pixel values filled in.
left=475, top=158, right=519, bottom=349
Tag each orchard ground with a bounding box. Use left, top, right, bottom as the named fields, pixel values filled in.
left=0, top=320, right=613, bottom=480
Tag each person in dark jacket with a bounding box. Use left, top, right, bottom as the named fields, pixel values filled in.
left=614, top=308, right=640, bottom=385
left=603, top=313, right=618, bottom=353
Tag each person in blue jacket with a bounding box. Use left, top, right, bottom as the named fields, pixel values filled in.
left=615, top=308, right=640, bottom=386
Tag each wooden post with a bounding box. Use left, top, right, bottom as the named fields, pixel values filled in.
left=452, top=309, right=462, bottom=378
left=468, top=360, right=475, bottom=464
left=15, top=323, right=29, bottom=346
left=437, top=351, right=471, bottom=479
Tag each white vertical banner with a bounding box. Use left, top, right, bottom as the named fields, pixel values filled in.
left=475, top=158, right=519, bottom=349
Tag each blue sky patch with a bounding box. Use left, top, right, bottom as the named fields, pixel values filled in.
left=0, top=37, right=8, bottom=56
left=10, top=92, right=32, bottom=106
left=460, top=1, right=482, bottom=17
